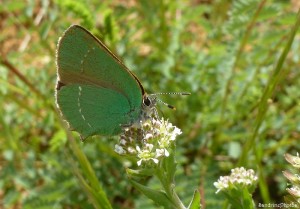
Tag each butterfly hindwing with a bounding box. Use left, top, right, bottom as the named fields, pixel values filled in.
left=57, top=84, right=134, bottom=138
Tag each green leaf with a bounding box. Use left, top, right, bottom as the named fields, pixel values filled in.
left=163, top=143, right=177, bottom=184
left=126, top=168, right=156, bottom=178
left=187, top=190, right=201, bottom=209
left=129, top=179, right=173, bottom=208
left=49, top=129, right=67, bottom=152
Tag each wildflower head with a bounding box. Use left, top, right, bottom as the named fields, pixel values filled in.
left=114, top=117, right=182, bottom=167
left=285, top=153, right=300, bottom=169
left=214, top=167, right=258, bottom=194
left=284, top=152, right=300, bottom=206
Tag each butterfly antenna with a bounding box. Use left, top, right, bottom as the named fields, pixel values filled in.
left=149, top=92, right=191, bottom=110
left=150, top=92, right=191, bottom=96
left=156, top=98, right=176, bottom=110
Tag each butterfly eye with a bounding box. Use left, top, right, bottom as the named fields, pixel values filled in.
left=143, top=97, right=151, bottom=106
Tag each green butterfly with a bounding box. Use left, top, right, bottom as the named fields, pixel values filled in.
left=56, top=25, right=189, bottom=139
left=55, top=25, right=156, bottom=139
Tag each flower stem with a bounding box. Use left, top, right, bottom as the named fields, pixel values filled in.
left=156, top=163, right=186, bottom=209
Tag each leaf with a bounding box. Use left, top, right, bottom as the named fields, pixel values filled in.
left=163, top=143, right=177, bottom=184
left=187, top=190, right=201, bottom=209
left=129, top=179, right=173, bottom=208
left=126, top=168, right=156, bottom=178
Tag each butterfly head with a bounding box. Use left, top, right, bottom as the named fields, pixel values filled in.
left=142, top=94, right=158, bottom=118
left=140, top=91, right=191, bottom=120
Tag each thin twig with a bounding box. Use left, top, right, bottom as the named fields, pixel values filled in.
left=0, top=58, right=44, bottom=99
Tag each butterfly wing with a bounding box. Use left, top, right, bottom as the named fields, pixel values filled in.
left=57, top=84, right=131, bottom=138
left=56, top=25, right=143, bottom=137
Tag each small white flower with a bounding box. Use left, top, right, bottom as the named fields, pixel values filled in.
left=135, top=144, right=158, bottom=166
left=145, top=143, right=154, bottom=151
left=115, top=145, right=125, bottom=155
left=120, top=139, right=127, bottom=145
left=152, top=158, right=159, bottom=164
left=137, top=159, right=143, bottom=166
left=136, top=145, right=141, bottom=152
left=144, top=133, right=153, bottom=140
left=155, top=148, right=169, bottom=158
left=287, top=186, right=300, bottom=197
left=127, top=146, right=136, bottom=154
left=153, top=119, right=161, bottom=127
left=164, top=149, right=169, bottom=157
left=171, top=127, right=182, bottom=141
left=155, top=149, right=165, bottom=157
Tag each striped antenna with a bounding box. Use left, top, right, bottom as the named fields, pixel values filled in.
left=149, top=92, right=191, bottom=96
left=148, top=92, right=191, bottom=110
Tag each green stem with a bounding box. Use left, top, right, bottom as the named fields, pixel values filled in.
left=57, top=114, right=112, bottom=209
left=0, top=58, right=44, bottom=100
left=241, top=189, right=255, bottom=209
left=236, top=34, right=287, bottom=103
left=156, top=161, right=186, bottom=209
left=237, top=7, right=300, bottom=204
left=239, top=7, right=300, bottom=165
left=67, top=132, right=112, bottom=209
left=165, top=184, right=185, bottom=209
left=218, top=0, right=267, bottom=133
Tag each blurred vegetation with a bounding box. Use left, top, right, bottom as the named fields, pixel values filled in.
left=1, top=0, right=300, bottom=208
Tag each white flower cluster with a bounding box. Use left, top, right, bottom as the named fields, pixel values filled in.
left=114, top=118, right=182, bottom=166
left=287, top=186, right=300, bottom=197
left=284, top=153, right=300, bottom=200
left=214, top=167, right=258, bottom=193
left=285, top=153, right=300, bottom=168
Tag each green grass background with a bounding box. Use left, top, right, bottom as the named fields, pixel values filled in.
left=1, top=0, right=300, bottom=208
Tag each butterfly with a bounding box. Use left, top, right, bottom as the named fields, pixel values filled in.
left=55, top=25, right=189, bottom=139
